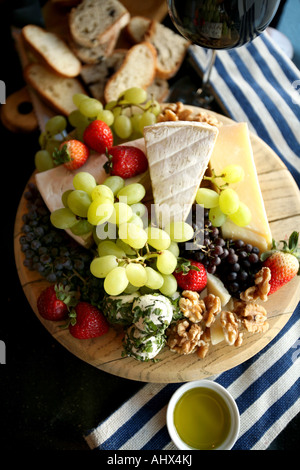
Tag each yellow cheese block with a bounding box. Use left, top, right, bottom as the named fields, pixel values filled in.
left=209, top=123, right=272, bottom=253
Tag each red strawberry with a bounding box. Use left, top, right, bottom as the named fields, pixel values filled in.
left=104, top=145, right=148, bottom=179
left=37, top=285, right=69, bottom=321
left=173, top=259, right=207, bottom=292
left=83, top=120, right=113, bottom=154
left=262, top=231, right=299, bottom=295
left=53, top=139, right=89, bottom=170
left=68, top=302, right=109, bottom=339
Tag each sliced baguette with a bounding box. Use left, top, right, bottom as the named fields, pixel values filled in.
left=126, top=16, right=151, bottom=43
left=146, top=78, right=169, bottom=102
left=104, top=42, right=157, bottom=103
left=81, top=50, right=168, bottom=103
left=146, top=22, right=190, bottom=79
left=69, top=32, right=117, bottom=64
left=80, top=50, right=127, bottom=85
left=24, top=63, right=87, bottom=115
left=69, top=0, right=130, bottom=48
left=80, top=49, right=127, bottom=102
left=22, top=24, right=81, bottom=78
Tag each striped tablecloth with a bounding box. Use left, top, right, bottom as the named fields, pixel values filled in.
left=84, top=31, right=300, bottom=451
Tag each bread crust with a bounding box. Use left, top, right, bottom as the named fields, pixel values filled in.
left=68, top=0, right=130, bottom=48
left=68, top=31, right=117, bottom=64
left=125, top=16, right=151, bottom=44
left=104, top=42, right=157, bottom=103
left=22, top=25, right=81, bottom=78
left=145, top=21, right=190, bottom=79
left=23, top=63, right=87, bottom=115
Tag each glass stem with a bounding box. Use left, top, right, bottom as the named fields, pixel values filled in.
left=202, top=49, right=217, bottom=91
left=194, top=48, right=217, bottom=108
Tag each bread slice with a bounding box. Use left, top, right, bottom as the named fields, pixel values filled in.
left=80, top=49, right=168, bottom=103
left=143, top=121, right=219, bottom=227
left=145, top=22, right=190, bottom=79
left=69, top=0, right=130, bottom=48
left=80, top=50, right=127, bottom=84
left=80, top=49, right=127, bottom=102
left=24, top=63, right=87, bottom=115
left=146, top=78, right=169, bottom=102
left=104, top=42, right=157, bottom=103
left=126, top=16, right=151, bottom=43
left=22, top=24, right=81, bottom=78
left=69, top=28, right=119, bottom=64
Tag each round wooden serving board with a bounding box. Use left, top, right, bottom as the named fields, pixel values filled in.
left=14, top=108, right=300, bottom=383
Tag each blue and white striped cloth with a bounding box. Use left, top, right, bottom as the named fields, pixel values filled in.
left=84, top=31, right=300, bottom=451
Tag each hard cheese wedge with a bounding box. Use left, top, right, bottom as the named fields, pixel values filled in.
left=209, top=123, right=272, bottom=253
left=143, top=121, right=219, bottom=227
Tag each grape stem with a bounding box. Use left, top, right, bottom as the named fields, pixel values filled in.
left=110, top=94, right=157, bottom=115
left=203, top=169, right=228, bottom=191
left=66, top=268, right=88, bottom=285
left=116, top=249, right=161, bottom=267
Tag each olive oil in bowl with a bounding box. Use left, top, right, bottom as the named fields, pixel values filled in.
left=167, top=380, right=240, bottom=450
left=174, top=387, right=231, bottom=450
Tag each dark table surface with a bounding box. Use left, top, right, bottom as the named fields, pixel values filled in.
left=1, top=1, right=299, bottom=452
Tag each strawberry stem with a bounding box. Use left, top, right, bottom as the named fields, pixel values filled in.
left=261, top=231, right=300, bottom=262
left=53, top=144, right=71, bottom=166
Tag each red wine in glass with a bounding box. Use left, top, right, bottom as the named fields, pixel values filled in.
left=167, top=0, right=281, bottom=106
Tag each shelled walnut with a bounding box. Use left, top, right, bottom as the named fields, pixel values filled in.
left=179, top=291, right=221, bottom=327
left=202, top=294, right=221, bottom=327
left=166, top=319, right=204, bottom=355
left=196, top=329, right=211, bottom=359
left=220, top=311, right=243, bottom=347
left=234, top=300, right=269, bottom=334
left=240, top=267, right=271, bottom=302
left=167, top=284, right=270, bottom=359
left=179, top=290, right=205, bottom=323
left=157, top=102, right=223, bottom=127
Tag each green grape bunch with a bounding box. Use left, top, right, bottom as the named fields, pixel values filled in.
left=50, top=171, right=195, bottom=299
left=69, top=87, right=160, bottom=142
left=34, top=87, right=161, bottom=173
left=196, top=164, right=251, bottom=228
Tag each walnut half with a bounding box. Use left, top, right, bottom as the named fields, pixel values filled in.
left=240, top=267, right=271, bottom=302
left=166, top=319, right=204, bottom=355
left=179, top=291, right=221, bottom=327
left=220, top=311, right=243, bottom=347
left=234, top=300, right=269, bottom=334
left=179, top=290, right=205, bottom=323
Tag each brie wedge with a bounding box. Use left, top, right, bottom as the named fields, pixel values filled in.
left=143, top=121, right=219, bottom=227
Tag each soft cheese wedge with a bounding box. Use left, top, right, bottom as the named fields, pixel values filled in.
left=35, top=138, right=148, bottom=247
left=143, top=121, right=219, bottom=227
left=209, top=123, right=272, bottom=253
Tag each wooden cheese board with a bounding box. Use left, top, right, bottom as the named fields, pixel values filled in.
left=14, top=108, right=300, bottom=383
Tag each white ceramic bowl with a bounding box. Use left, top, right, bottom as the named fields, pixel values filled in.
left=166, top=379, right=240, bottom=450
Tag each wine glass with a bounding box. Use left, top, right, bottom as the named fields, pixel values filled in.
left=167, top=0, right=281, bottom=108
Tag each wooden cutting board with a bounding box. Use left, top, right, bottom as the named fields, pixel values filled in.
left=14, top=108, right=300, bottom=383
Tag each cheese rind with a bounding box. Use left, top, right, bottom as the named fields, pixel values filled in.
left=143, top=121, right=219, bottom=227
left=209, top=123, right=272, bottom=253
